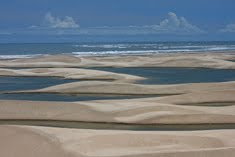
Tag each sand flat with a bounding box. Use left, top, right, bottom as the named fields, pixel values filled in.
left=0, top=53, right=235, bottom=69
left=0, top=68, right=143, bottom=83
left=0, top=53, right=235, bottom=157
left=9, top=80, right=235, bottom=96
left=1, top=125, right=235, bottom=157
left=1, top=99, right=235, bottom=124
left=0, top=125, right=75, bottom=157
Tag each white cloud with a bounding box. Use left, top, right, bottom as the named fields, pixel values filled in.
left=82, top=12, right=204, bottom=35
left=150, top=12, right=204, bottom=34
left=27, top=12, right=203, bottom=35
left=220, top=24, right=235, bottom=33
left=42, top=12, right=79, bottom=29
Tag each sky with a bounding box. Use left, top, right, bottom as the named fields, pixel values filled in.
left=0, top=0, right=235, bottom=42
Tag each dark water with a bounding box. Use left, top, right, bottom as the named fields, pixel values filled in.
left=0, top=76, right=77, bottom=92
left=0, top=41, right=235, bottom=59
left=0, top=93, right=148, bottom=102
left=92, top=67, right=235, bottom=84
left=1, top=120, right=235, bottom=131
left=1, top=68, right=235, bottom=101
left=0, top=68, right=235, bottom=130
left=0, top=76, right=150, bottom=101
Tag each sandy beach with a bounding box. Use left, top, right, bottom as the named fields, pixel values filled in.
left=0, top=53, right=235, bottom=156
left=0, top=52, right=234, bottom=69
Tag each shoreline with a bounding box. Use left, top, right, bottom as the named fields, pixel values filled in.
left=0, top=50, right=235, bottom=59
left=2, top=120, right=235, bottom=131
left=0, top=52, right=234, bottom=69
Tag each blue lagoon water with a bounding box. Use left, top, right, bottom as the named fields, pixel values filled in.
left=0, top=76, right=76, bottom=92
left=92, top=68, right=235, bottom=84
left=0, top=76, right=148, bottom=101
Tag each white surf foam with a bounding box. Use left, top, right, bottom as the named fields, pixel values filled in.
left=0, top=54, right=42, bottom=60
left=71, top=49, right=196, bottom=56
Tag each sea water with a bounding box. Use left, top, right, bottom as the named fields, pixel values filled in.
left=0, top=41, right=235, bottom=59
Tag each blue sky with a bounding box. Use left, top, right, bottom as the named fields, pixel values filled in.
left=1, top=0, right=235, bottom=42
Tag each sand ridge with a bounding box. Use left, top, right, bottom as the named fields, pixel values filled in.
left=0, top=52, right=235, bottom=69
left=1, top=125, right=235, bottom=157
left=8, top=80, right=235, bottom=96
left=0, top=125, right=75, bottom=157
left=0, top=68, right=144, bottom=83
left=1, top=53, right=235, bottom=156
left=0, top=99, right=235, bottom=124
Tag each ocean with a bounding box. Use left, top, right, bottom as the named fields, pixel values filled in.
left=0, top=41, right=235, bottom=59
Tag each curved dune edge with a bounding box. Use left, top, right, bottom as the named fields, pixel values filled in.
left=0, top=53, right=235, bottom=69
left=93, top=90, right=235, bottom=106
left=8, top=80, right=235, bottom=96
left=2, top=80, right=235, bottom=125
left=1, top=125, right=235, bottom=157
left=0, top=68, right=144, bottom=83
left=0, top=125, right=75, bottom=157
left=1, top=53, right=235, bottom=157
left=1, top=99, right=235, bottom=124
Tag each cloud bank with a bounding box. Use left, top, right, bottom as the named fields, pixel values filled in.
left=28, top=12, right=204, bottom=35
left=220, top=24, right=235, bottom=33
left=151, top=12, right=204, bottom=34
left=42, top=12, right=79, bottom=29
left=81, top=12, right=204, bottom=35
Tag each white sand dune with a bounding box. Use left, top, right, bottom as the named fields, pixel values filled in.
left=0, top=53, right=235, bottom=69
left=0, top=68, right=143, bottom=83
left=8, top=80, right=235, bottom=97
left=1, top=53, right=235, bottom=157
left=1, top=99, right=235, bottom=124
left=1, top=125, right=235, bottom=157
